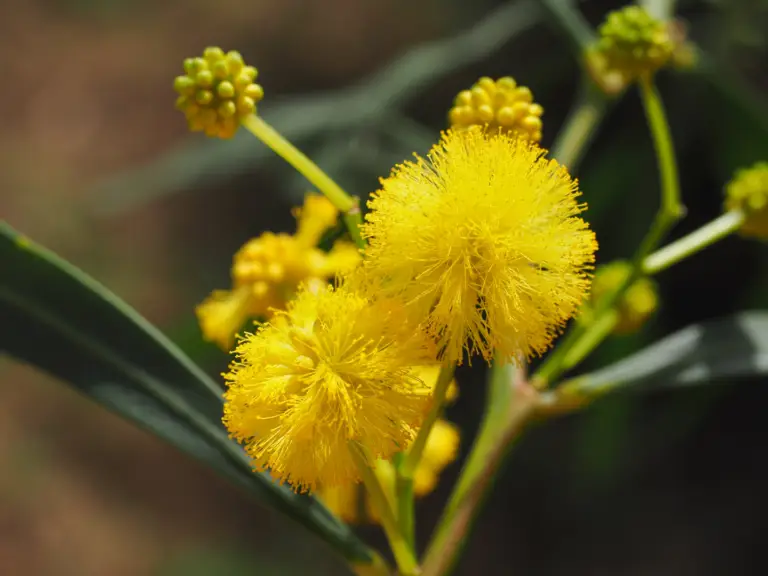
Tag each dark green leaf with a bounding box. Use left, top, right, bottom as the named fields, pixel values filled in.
left=554, top=312, right=768, bottom=398
left=0, top=222, right=373, bottom=566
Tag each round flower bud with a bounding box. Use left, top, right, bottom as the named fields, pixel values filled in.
left=595, top=6, right=674, bottom=82
left=174, top=47, right=264, bottom=139
left=724, top=162, right=768, bottom=239
left=580, top=261, right=658, bottom=335
left=448, top=77, right=544, bottom=142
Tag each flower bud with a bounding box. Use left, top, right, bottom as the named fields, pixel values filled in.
left=725, top=162, right=768, bottom=239
left=448, top=77, right=543, bottom=142
left=174, top=47, right=264, bottom=139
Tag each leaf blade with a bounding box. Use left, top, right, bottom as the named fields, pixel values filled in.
left=0, top=222, right=373, bottom=565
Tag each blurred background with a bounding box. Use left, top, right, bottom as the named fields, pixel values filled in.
left=1, top=0, right=767, bottom=574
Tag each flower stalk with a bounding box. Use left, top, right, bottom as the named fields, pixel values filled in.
left=533, top=74, right=683, bottom=388
left=351, top=443, right=420, bottom=576
left=242, top=114, right=365, bottom=249
left=396, top=360, right=456, bottom=547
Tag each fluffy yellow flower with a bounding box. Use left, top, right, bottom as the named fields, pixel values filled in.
left=196, top=193, right=360, bottom=349
left=223, top=284, right=433, bottom=493
left=361, top=129, right=597, bottom=364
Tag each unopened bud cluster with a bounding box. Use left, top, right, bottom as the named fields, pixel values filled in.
left=725, top=162, right=768, bottom=239
left=581, top=261, right=658, bottom=335
left=174, top=47, right=264, bottom=139
left=448, top=77, right=543, bottom=142
left=595, top=6, right=674, bottom=83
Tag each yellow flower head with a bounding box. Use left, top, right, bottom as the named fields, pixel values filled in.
left=361, top=129, right=597, bottom=365
left=724, top=161, right=768, bottom=239
left=196, top=194, right=361, bottom=349
left=223, top=283, right=433, bottom=493
left=448, top=76, right=543, bottom=143
left=579, top=260, right=658, bottom=335
left=593, top=6, right=674, bottom=84
left=174, top=46, right=264, bottom=139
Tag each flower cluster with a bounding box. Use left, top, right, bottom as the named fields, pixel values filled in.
left=196, top=193, right=360, bottom=349
left=175, top=50, right=599, bottom=494
left=220, top=128, right=596, bottom=491
left=725, top=161, right=768, bottom=239
left=448, top=77, right=544, bottom=142
left=579, top=260, right=658, bottom=335
left=174, top=47, right=264, bottom=138
left=587, top=6, right=674, bottom=93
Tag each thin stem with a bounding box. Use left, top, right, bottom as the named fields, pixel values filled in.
left=561, top=309, right=619, bottom=371
left=551, top=81, right=610, bottom=170
left=421, top=378, right=539, bottom=576
left=643, top=210, right=745, bottom=275
left=350, top=442, right=419, bottom=576
left=402, top=361, right=456, bottom=477
left=533, top=75, right=683, bottom=388
left=242, top=114, right=365, bottom=250
left=396, top=360, right=456, bottom=548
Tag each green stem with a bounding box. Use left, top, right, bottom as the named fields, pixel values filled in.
left=533, top=75, right=683, bottom=388
left=551, top=81, right=610, bottom=170
left=242, top=114, right=365, bottom=250
left=643, top=210, right=745, bottom=275
left=397, top=360, right=456, bottom=548
left=350, top=442, right=419, bottom=576
left=421, top=376, right=539, bottom=576
left=561, top=309, right=619, bottom=371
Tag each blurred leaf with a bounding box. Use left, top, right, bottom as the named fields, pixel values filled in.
left=0, top=222, right=373, bottom=566
left=540, top=0, right=596, bottom=55
left=92, top=0, right=545, bottom=216
left=554, top=312, right=768, bottom=399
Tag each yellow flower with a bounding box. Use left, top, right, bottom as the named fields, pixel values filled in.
left=724, top=161, right=768, bottom=239
left=196, top=194, right=361, bottom=349
left=361, top=129, right=597, bottom=365
left=448, top=76, right=543, bottom=142
left=317, top=367, right=461, bottom=523
left=579, top=260, right=658, bottom=335
left=223, top=284, right=433, bottom=493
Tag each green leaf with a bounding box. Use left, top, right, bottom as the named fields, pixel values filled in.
left=0, top=222, right=373, bottom=566
left=553, top=312, right=768, bottom=400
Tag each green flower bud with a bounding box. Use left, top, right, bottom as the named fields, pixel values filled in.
left=448, top=76, right=544, bottom=142
left=174, top=46, right=265, bottom=139
left=594, top=5, right=674, bottom=83
left=724, top=162, right=768, bottom=239
left=580, top=261, right=658, bottom=335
